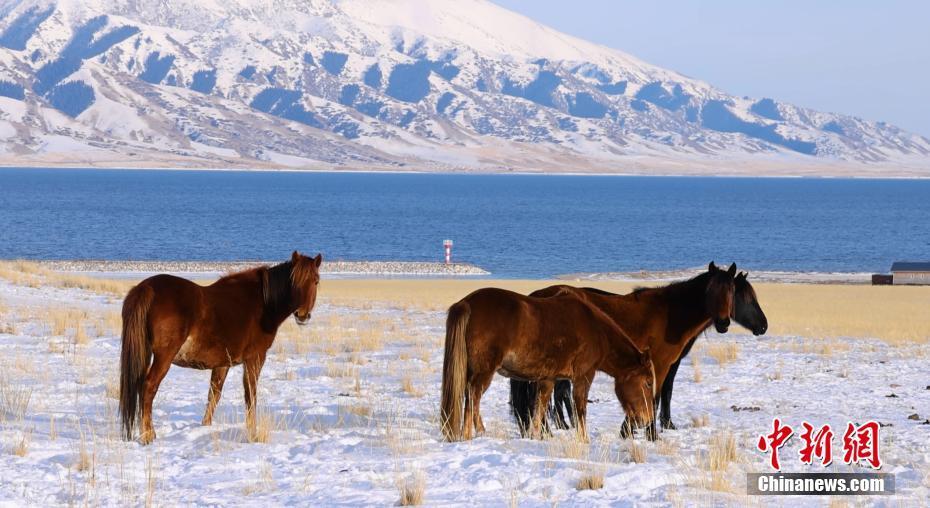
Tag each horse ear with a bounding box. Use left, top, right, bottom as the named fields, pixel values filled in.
left=736, top=271, right=746, bottom=281
left=709, top=261, right=717, bottom=272
left=291, top=250, right=300, bottom=263
left=314, top=253, right=323, bottom=267
left=727, top=263, right=737, bottom=276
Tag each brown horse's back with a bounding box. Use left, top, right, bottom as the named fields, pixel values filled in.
left=143, top=274, right=203, bottom=325
left=531, top=285, right=659, bottom=351
left=455, top=287, right=653, bottom=381
left=457, top=288, right=598, bottom=380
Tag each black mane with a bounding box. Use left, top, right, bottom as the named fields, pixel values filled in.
left=262, top=260, right=294, bottom=312
left=631, top=271, right=713, bottom=300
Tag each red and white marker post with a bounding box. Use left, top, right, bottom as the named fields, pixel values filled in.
left=443, top=239, right=453, bottom=265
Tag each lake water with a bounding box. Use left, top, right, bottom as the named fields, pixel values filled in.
left=0, top=169, right=928, bottom=278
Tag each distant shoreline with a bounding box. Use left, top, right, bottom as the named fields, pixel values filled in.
left=15, top=260, right=882, bottom=284
left=2, top=164, right=930, bottom=180
left=29, top=260, right=492, bottom=278
left=557, top=269, right=874, bottom=285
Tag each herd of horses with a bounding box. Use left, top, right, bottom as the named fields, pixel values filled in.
left=118, top=252, right=767, bottom=446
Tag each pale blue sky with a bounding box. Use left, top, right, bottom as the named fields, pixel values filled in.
left=492, top=1, right=930, bottom=137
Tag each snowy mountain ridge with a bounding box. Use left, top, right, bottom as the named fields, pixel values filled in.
left=1, top=0, right=928, bottom=174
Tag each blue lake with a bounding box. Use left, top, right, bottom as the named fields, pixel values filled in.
left=0, top=169, right=928, bottom=278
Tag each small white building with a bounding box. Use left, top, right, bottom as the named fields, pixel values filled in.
left=891, top=262, right=930, bottom=285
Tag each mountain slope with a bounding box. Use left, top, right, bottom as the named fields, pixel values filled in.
left=1, top=0, right=928, bottom=175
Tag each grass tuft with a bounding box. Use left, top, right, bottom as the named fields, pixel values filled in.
left=397, top=471, right=426, bottom=506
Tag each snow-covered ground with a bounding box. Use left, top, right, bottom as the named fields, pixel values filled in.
left=0, top=278, right=927, bottom=506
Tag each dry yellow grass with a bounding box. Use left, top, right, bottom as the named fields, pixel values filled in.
left=75, top=424, right=95, bottom=473
left=546, top=430, right=590, bottom=460
left=776, top=337, right=852, bottom=356
left=656, top=438, right=679, bottom=457
left=2, top=261, right=929, bottom=342
left=0, top=320, right=15, bottom=335
left=691, top=414, right=710, bottom=428
left=0, top=374, right=32, bottom=425
left=705, top=342, right=740, bottom=367
left=11, top=429, right=31, bottom=457
left=627, top=439, right=647, bottom=464
left=248, top=412, right=276, bottom=444
left=574, top=439, right=611, bottom=490
left=576, top=472, right=604, bottom=490
left=400, top=376, right=423, bottom=397
left=319, top=279, right=930, bottom=343
left=686, top=429, right=741, bottom=494
left=707, top=431, right=738, bottom=472
left=0, top=261, right=132, bottom=296
left=396, top=471, right=426, bottom=506
left=691, top=354, right=703, bottom=383
left=145, top=454, right=159, bottom=508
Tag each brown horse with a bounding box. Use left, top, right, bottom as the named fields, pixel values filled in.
left=511, top=267, right=766, bottom=435
left=440, top=288, right=656, bottom=442
left=119, top=251, right=322, bottom=444
left=517, top=262, right=738, bottom=437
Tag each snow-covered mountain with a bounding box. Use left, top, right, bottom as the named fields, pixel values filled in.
left=1, top=0, right=928, bottom=174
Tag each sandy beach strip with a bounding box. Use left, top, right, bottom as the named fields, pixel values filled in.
left=319, top=279, right=930, bottom=344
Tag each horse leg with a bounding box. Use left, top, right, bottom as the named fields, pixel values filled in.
left=470, top=371, right=495, bottom=436
left=139, top=353, right=173, bottom=445
left=619, top=416, right=632, bottom=439
left=553, top=380, right=573, bottom=430
left=243, top=354, right=267, bottom=437
left=463, top=384, right=475, bottom=440
left=659, top=357, right=682, bottom=430
left=571, top=371, right=595, bottom=442
left=202, top=366, right=230, bottom=426
left=531, top=380, right=555, bottom=439
left=661, top=337, right=696, bottom=430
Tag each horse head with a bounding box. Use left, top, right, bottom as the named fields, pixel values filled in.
left=616, top=347, right=656, bottom=429
left=289, top=251, right=322, bottom=326
left=705, top=261, right=737, bottom=333
left=734, top=271, right=768, bottom=335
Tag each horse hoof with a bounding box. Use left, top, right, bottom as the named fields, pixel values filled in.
left=139, top=431, right=156, bottom=445
left=661, top=420, right=677, bottom=431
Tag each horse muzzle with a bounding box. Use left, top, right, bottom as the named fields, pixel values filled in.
left=753, top=321, right=768, bottom=336
left=714, top=318, right=730, bottom=333
left=294, top=312, right=311, bottom=326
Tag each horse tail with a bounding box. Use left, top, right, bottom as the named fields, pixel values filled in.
left=509, top=379, right=537, bottom=437
left=119, top=283, right=154, bottom=441
left=440, top=301, right=470, bottom=441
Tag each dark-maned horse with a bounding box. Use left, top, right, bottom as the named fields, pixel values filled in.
left=510, top=262, right=744, bottom=437
left=440, top=288, right=657, bottom=442
left=119, top=251, right=322, bottom=444
left=510, top=270, right=767, bottom=435
left=657, top=270, right=766, bottom=429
